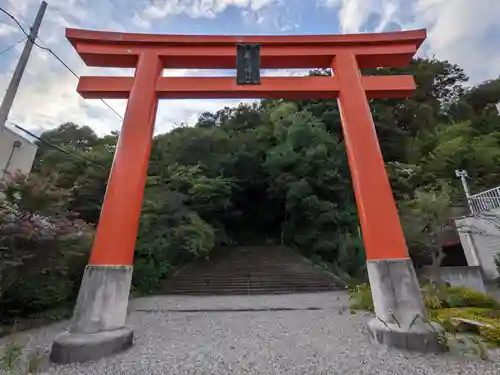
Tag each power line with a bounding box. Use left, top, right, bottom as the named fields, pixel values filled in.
left=7, top=120, right=107, bottom=171
left=0, top=6, right=124, bottom=121
left=0, top=37, right=26, bottom=56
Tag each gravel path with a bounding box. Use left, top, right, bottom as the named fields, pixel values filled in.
left=2, top=292, right=500, bottom=375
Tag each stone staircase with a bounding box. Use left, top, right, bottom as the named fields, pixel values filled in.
left=161, top=246, right=344, bottom=295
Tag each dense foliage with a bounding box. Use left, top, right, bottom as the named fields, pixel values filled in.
left=1, top=58, right=500, bottom=320
left=0, top=173, right=93, bottom=322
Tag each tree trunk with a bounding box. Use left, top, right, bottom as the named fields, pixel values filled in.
left=431, top=244, right=446, bottom=298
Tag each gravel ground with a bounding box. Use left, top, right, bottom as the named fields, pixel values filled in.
left=2, top=291, right=500, bottom=375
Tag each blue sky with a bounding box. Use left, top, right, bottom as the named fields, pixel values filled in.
left=0, top=0, right=499, bottom=136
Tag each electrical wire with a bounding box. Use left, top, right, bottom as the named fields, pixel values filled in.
left=0, top=37, right=27, bottom=56
left=7, top=120, right=107, bottom=171
left=0, top=6, right=124, bottom=121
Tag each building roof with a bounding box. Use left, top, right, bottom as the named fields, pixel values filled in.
left=2, top=126, right=38, bottom=147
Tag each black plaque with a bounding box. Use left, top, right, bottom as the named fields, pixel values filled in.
left=236, top=43, right=261, bottom=85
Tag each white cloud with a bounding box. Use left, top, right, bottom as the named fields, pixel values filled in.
left=319, top=0, right=402, bottom=33
left=261, top=69, right=309, bottom=77
left=375, top=2, right=398, bottom=32
left=2, top=0, right=32, bottom=16
left=320, top=0, right=500, bottom=84
left=133, top=0, right=278, bottom=28
left=413, top=0, right=500, bottom=83
left=0, top=23, right=17, bottom=37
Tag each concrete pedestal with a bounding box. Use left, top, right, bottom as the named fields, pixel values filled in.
left=50, top=265, right=134, bottom=363
left=366, top=258, right=446, bottom=353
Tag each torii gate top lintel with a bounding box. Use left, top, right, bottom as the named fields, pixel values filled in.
left=66, top=28, right=426, bottom=101
left=66, top=27, right=426, bottom=46
left=66, top=28, right=426, bottom=70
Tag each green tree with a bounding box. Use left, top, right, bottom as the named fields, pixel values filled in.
left=460, top=77, right=500, bottom=115
left=132, top=164, right=233, bottom=294
left=264, top=102, right=359, bottom=269
left=33, top=123, right=100, bottom=188
left=33, top=124, right=118, bottom=224
left=400, top=182, right=453, bottom=290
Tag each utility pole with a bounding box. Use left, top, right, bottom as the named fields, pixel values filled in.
left=455, top=169, right=473, bottom=212
left=0, top=1, right=47, bottom=132
left=455, top=169, right=471, bottom=198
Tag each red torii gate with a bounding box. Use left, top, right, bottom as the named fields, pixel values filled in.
left=51, top=28, right=441, bottom=364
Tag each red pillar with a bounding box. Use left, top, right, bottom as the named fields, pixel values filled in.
left=332, top=52, right=408, bottom=260
left=89, top=52, right=162, bottom=266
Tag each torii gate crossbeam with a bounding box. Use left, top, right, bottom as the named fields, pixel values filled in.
left=50, top=28, right=444, bottom=364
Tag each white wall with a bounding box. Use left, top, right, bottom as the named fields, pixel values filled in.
left=0, top=127, right=38, bottom=181
left=455, top=213, right=500, bottom=280
left=421, top=266, right=486, bottom=293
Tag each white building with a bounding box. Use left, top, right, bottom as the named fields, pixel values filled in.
left=0, top=126, right=38, bottom=181
left=455, top=187, right=500, bottom=280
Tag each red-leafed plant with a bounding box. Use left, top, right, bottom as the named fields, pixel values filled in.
left=0, top=172, right=93, bottom=321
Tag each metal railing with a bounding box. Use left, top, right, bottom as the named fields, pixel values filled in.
left=469, top=186, right=500, bottom=214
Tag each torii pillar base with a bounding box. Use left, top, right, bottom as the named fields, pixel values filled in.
left=366, top=259, right=446, bottom=353
left=50, top=266, right=134, bottom=363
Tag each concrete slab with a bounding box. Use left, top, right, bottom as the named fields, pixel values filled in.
left=50, top=327, right=133, bottom=364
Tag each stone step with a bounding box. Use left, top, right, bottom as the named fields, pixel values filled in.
left=163, top=287, right=338, bottom=295
left=160, top=246, right=344, bottom=295
left=165, top=283, right=335, bottom=290
left=163, top=285, right=338, bottom=292
left=169, top=274, right=332, bottom=280
left=166, top=278, right=336, bottom=283
left=166, top=279, right=333, bottom=286
left=174, top=270, right=328, bottom=276
left=162, top=283, right=339, bottom=290
left=165, top=280, right=334, bottom=287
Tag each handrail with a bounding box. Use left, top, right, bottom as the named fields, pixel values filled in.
left=471, top=185, right=500, bottom=197
left=469, top=186, right=500, bottom=214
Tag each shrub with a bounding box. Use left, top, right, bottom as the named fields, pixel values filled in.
left=348, top=283, right=374, bottom=312
left=423, top=293, right=442, bottom=309
left=0, top=172, right=93, bottom=321
left=420, top=284, right=499, bottom=309
left=349, top=283, right=450, bottom=313
left=132, top=259, right=173, bottom=296
left=444, top=287, right=499, bottom=309
left=133, top=211, right=216, bottom=294
left=0, top=339, right=43, bottom=375
left=479, top=325, right=500, bottom=346
left=171, top=213, right=215, bottom=259
left=430, top=307, right=500, bottom=346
